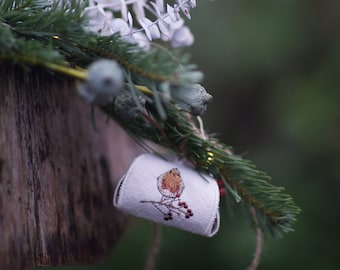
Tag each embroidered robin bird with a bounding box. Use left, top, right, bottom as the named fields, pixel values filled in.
left=157, top=168, right=185, bottom=198
left=140, top=167, right=192, bottom=221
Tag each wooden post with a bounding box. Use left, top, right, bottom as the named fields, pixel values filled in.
left=0, top=65, right=141, bottom=269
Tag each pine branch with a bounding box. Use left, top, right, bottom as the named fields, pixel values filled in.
left=0, top=0, right=301, bottom=238
left=102, top=101, right=301, bottom=238
left=0, top=0, right=200, bottom=85
left=78, top=36, right=202, bottom=85
left=1, top=0, right=88, bottom=60
left=0, top=0, right=202, bottom=117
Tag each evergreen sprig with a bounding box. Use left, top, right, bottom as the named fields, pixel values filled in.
left=0, top=0, right=300, bottom=238
left=102, top=101, right=300, bottom=238
left=0, top=0, right=200, bottom=83
left=84, top=36, right=202, bottom=85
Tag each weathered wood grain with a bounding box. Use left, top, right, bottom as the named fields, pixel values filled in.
left=0, top=65, right=141, bottom=269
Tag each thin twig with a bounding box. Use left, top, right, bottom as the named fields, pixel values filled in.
left=0, top=55, right=87, bottom=80
left=246, top=207, right=263, bottom=270
left=144, top=223, right=162, bottom=270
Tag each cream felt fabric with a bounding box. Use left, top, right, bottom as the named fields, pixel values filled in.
left=113, top=153, right=220, bottom=237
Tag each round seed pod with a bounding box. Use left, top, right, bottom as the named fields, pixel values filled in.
left=114, top=92, right=146, bottom=121
left=78, top=59, right=124, bottom=105
left=172, top=84, right=212, bottom=116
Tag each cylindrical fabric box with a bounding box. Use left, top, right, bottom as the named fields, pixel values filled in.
left=113, top=154, right=220, bottom=237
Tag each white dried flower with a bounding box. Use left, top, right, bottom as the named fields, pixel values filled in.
left=83, top=0, right=196, bottom=49
left=78, top=59, right=124, bottom=105
left=171, top=26, right=194, bottom=48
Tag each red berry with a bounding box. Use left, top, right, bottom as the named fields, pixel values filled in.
left=217, top=179, right=223, bottom=187
left=220, top=188, right=226, bottom=197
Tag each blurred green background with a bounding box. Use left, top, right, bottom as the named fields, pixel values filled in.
left=46, top=0, right=340, bottom=269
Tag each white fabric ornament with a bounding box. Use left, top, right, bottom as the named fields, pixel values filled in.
left=113, top=154, right=220, bottom=237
